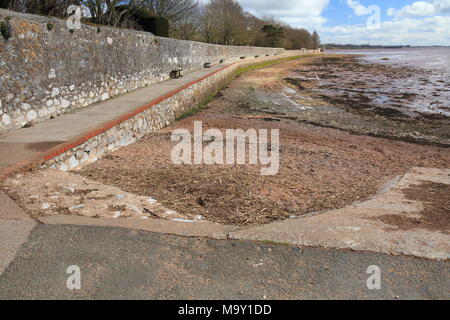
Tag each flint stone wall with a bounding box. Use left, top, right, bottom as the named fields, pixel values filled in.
left=42, top=54, right=299, bottom=171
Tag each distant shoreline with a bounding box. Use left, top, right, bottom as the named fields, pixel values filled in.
left=323, top=46, right=450, bottom=50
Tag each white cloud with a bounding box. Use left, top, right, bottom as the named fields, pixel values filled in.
left=320, top=15, right=450, bottom=45
left=240, top=0, right=330, bottom=29
left=200, top=0, right=329, bottom=30
left=347, top=0, right=373, bottom=16
left=435, top=0, right=450, bottom=13
left=387, top=0, right=450, bottom=18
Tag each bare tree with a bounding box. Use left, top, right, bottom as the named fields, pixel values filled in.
left=141, top=0, right=198, bottom=23
left=81, top=0, right=140, bottom=27
left=206, top=0, right=245, bottom=45
left=172, top=13, right=199, bottom=40
left=198, top=3, right=217, bottom=43
left=311, top=30, right=320, bottom=49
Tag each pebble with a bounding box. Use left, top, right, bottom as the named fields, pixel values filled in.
left=69, top=204, right=85, bottom=211
left=112, top=211, right=121, bottom=218
left=172, top=218, right=194, bottom=223
left=146, top=197, right=157, bottom=204
left=41, top=203, right=51, bottom=210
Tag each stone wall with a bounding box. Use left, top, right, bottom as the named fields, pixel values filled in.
left=0, top=9, right=284, bottom=134
left=41, top=54, right=299, bottom=172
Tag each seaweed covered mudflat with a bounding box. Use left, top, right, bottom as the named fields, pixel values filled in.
left=274, top=55, right=450, bottom=146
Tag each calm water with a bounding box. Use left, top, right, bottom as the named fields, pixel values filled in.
left=328, top=47, right=450, bottom=71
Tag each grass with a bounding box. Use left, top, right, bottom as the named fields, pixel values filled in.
left=176, top=54, right=309, bottom=121
left=234, top=55, right=308, bottom=77
left=176, top=93, right=217, bottom=121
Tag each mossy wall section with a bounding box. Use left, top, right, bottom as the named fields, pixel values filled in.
left=0, top=9, right=284, bottom=134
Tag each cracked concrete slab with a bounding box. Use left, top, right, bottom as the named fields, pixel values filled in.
left=228, top=167, right=450, bottom=260
left=0, top=190, right=32, bottom=220
left=2, top=167, right=448, bottom=261
left=0, top=190, right=36, bottom=275
left=38, top=215, right=237, bottom=240
left=0, top=220, right=37, bottom=275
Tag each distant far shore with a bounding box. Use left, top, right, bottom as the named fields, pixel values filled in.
left=323, top=45, right=450, bottom=50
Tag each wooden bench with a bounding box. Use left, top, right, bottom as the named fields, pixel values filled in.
left=170, top=68, right=183, bottom=79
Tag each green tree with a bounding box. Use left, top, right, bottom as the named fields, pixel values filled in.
left=0, top=0, right=11, bottom=9
left=262, top=24, right=283, bottom=47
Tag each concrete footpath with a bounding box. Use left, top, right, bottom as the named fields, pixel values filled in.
left=0, top=61, right=234, bottom=172
left=0, top=191, right=36, bottom=275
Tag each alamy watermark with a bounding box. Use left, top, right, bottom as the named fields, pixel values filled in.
left=66, top=5, right=82, bottom=30
left=171, top=121, right=280, bottom=176
left=366, top=265, right=381, bottom=290
left=366, top=5, right=381, bottom=30
left=66, top=265, right=81, bottom=290
left=347, top=0, right=381, bottom=30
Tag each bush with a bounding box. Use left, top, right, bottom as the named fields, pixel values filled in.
left=133, top=8, right=169, bottom=37
left=113, top=5, right=169, bottom=37
left=0, top=20, right=12, bottom=40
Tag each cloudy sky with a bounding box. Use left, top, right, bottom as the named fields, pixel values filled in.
left=203, top=0, right=450, bottom=45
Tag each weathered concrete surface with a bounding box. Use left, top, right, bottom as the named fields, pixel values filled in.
left=0, top=190, right=31, bottom=220
left=0, top=224, right=448, bottom=300
left=229, top=167, right=450, bottom=260
left=38, top=215, right=236, bottom=240
left=2, top=169, right=194, bottom=221
left=0, top=220, right=37, bottom=275
left=4, top=167, right=447, bottom=261
left=0, top=190, right=36, bottom=275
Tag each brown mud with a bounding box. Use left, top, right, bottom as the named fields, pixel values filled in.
left=377, top=182, right=449, bottom=234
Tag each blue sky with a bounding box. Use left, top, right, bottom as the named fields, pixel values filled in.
left=323, top=0, right=413, bottom=26
left=207, top=0, right=450, bottom=45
